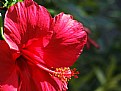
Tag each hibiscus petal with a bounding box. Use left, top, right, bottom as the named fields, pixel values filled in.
left=0, top=40, right=19, bottom=91
left=17, top=57, right=65, bottom=91
left=44, top=13, right=87, bottom=67
left=30, top=65, right=65, bottom=91
left=4, top=0, right=52, bottom=51
left=22, top=38, right=45, bottom=65
left=0, top=69, right=19, bottom=91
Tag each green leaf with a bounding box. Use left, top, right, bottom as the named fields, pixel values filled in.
left=94, top=67, right=106, bottom=85
left=4, top=0, right=23, bottom=8
left=106, top=56, right=116, bottom=80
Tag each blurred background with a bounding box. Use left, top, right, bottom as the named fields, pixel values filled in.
left=0, top=0, right=121, bottom=91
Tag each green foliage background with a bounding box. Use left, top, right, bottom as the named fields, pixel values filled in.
left=0, top=0, right=121, bottom=91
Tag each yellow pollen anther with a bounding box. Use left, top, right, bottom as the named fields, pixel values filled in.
left=51, top=67, right=79, bottom=82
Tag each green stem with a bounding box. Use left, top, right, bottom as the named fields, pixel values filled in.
left=0, top=13, right=4, bottom=39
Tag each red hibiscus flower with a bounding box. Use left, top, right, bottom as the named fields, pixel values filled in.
left=0, top=0, right=87, bottom=91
